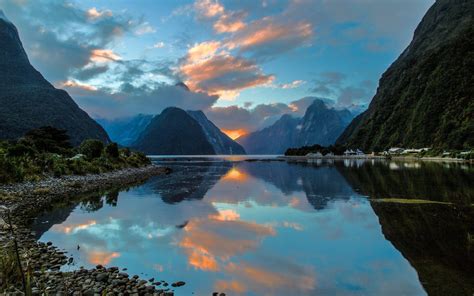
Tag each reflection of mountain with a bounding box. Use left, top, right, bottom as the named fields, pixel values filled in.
left=240, top=161, right=355, bottom=210
left=146, top=162, right=232, bottom=204
left=338, top=161, right=474, bottom=296
left=371, top=203, right=474, bottom=296
left=337, top=161, right=474, bottom=204
left=31, top=190, right=119, bottom=239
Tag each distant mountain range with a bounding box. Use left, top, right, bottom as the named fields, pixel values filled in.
left=0, top=11, right=109, bottom=145
left=114, top=107, right=245, bottom=155
left=337, top=0, right=474, bottom=150
left=237, top=99, right=355, bottom=154
left=97, top=114, right=153, bottom=147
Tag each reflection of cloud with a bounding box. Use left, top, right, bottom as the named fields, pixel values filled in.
left=179, top=217, right=275, bottom=271
left=88, top=250, right=120, bottom=265
left=221, top=167, right=249, bottom=182
left=210, top=209, right=240, bottom=221
left=224, top=261, right=316, bottom=294
left=52, top=220, right=97, bottom=234
left=215, top=280, right=247, bottom=294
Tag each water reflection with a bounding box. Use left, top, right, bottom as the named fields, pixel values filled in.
left=32, top=159, right=473, bottom=295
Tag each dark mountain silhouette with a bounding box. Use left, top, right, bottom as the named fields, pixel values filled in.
left=131, top=107, right=245, bottom=155
left=337, top=0, right=474, bottom=150
left=237, top=99, right=354, bottom=154
left=0, top=11, right=110, bottom=145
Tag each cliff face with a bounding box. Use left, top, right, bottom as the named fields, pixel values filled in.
left=337, top=0, right=474, bottom=150
left=0, top=12, right=110, bottom=145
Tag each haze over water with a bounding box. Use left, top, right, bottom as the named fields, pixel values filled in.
left=33, top=158, right=474, bottom=296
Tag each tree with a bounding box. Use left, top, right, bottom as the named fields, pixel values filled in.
left=79, top=139, right=104, bottom=159
left=23, top=126, right=72, bottom=154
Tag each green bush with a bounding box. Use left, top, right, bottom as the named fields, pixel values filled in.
left=105, top=143, right=119, bottom=158
left=79, top=139, right=104, bottom=160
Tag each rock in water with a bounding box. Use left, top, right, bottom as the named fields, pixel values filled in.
left=337, top=0, right=474, bottom=150
left=0, top=11, right=110, bottom=145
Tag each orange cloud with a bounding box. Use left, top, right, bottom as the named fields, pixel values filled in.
left=227, top=21, right=312, bottom=51
left=222, top=128, right=248, bottom=140
left=60, top=80, right=98, bottom=92
left=214, top=13, right=246, bottom=33
left=194, top=0, right=224, bottom=18
left=88, top=251, right=120, bottom=265
left=52, top=220, right=97, bottom=234
left=186, top=41, right=221, bottom=63
left=86, top=7, right=112, bottom=20
left=90, top=49, right=121, bottom=63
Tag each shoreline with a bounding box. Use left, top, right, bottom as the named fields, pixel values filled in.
left=0, top=165, right=181, bottom=296
left=279, top=155, right=471, bottom=163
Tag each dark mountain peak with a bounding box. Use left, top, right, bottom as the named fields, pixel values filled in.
left=175, top=82, right=190, bottom=91
left=161, top=106, right=188, bottom=116
left=0, top=13, right=51, bottom=88
left=0, top=15, right=110, bottom=145
left=137, top=106, right=245, bottom=155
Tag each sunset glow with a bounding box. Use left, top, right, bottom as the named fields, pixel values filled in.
left=222, top=129, right=247, bottom=140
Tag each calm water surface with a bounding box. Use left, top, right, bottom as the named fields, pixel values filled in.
left=33, top=158, right=474, bottom=296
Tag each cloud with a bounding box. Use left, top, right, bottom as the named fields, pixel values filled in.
left=90, top=49, right=122, bottom=63
left=226, top=18, right=313, bottom=58
left=179, top=41, right=274, bottom=98
left=63, top=82, right=218, bottom=119
left=194, top=0, right=224, bottom=19
left=205, top=96, right=322, bottom=134
left=86, top=7, right=112, bottom=20
left=213, top=11, right=246, bottom=33
left=278, top=80, right=306, bottom=89
left=311, top=72, right=374, bottom=107
left=152, top=42, right=165, bottom=48
left=135, top=22, right=156, bottom=35
left=0, top=0, right=138, bottom=83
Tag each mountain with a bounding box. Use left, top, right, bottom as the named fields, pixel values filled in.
left=187, top=110, right=246, bottom=155
left=297, top=99, right=353, bottom=147
left=133, top=107, right=246, bottom=155
left=337, top=0, right=474, bottom=151
left=0, top=11, right=110, bottom=145
left=133, top=107, right=215, bottom=155
left=237, top=114, right=300, bottom=155
left=97, top=114, right=153, bottom=146
left=237, top=99, right=354, bottom=154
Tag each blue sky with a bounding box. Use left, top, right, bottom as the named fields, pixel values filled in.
left=0, top=0, right=433, bottom=136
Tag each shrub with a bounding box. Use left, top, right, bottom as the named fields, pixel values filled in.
left=23, top=126, right=72, bottom=154
left=79, top=139, right=104, bottom=160
left=105, top=143, right=119, bottom=158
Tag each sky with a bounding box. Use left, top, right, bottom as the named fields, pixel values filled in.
left=0, top=0, right=433, bottom=137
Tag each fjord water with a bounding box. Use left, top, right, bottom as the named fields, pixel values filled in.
left=33, top=158, right=474, bottom=296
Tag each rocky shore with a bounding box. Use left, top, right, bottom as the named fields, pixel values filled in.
left=0, top=165, right=189, bottom=296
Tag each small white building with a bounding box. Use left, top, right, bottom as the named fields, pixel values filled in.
left=388, top=147, right=404, bottom=154
left=355, top=149, right=364, bottom=155
left=344, top=149, right=355, bottom=156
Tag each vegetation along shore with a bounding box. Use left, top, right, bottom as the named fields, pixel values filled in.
left=0, top=127, right=184, bottom=295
